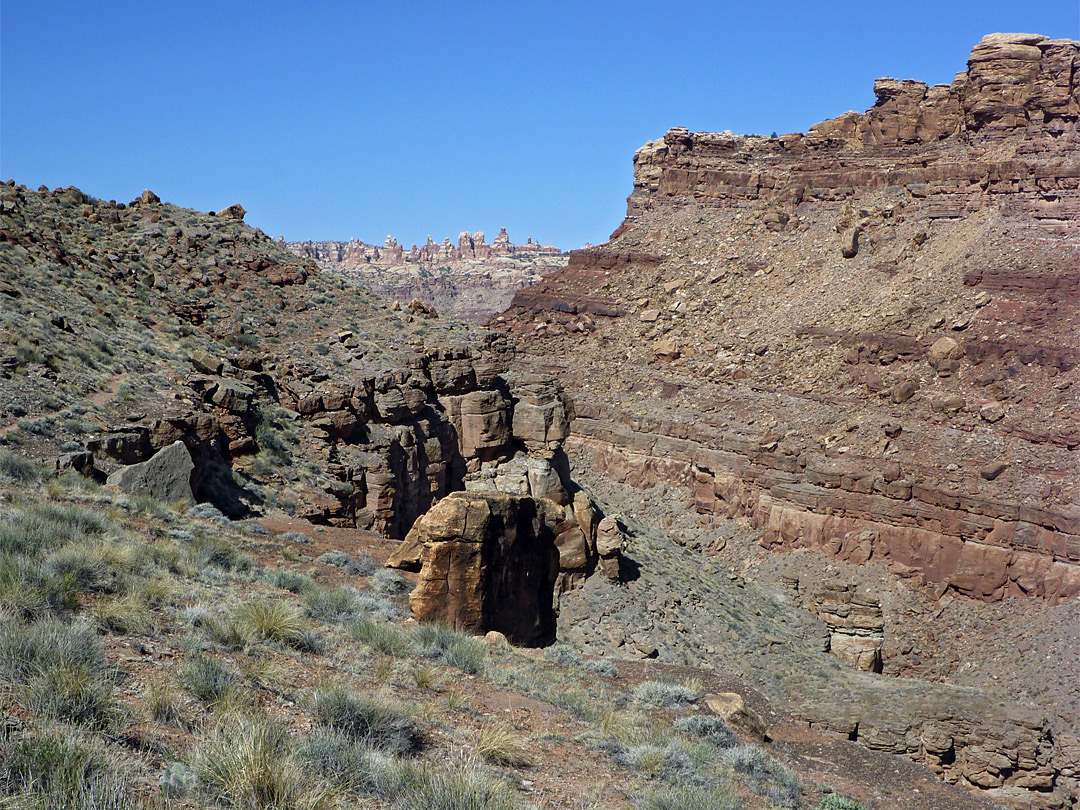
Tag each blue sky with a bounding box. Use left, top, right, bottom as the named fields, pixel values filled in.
left=2, top=2, right=1077, bottom=249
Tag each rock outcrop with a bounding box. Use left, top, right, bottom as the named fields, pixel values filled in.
left=106, top=441, right=195, bottom=503
left=495, top=34, right=1080, bottom=809
left=287, top=230, right=567, bottom=322
left=396, top=491, right=559, bottom=645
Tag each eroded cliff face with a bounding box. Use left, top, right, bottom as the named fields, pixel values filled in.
left=288, top=230, right=567, bottom=322
left=503, top=33, right=1080, bottom=606
left=497, top=34, right=1080, bottom=809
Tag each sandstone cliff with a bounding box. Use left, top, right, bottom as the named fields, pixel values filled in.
left=287, top=230, right=567, bottom=321
left=498, top=34, right=1080, bottom=809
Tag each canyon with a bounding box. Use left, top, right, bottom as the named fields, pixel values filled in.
left=287, top=230, right=566, bottom=322
left=0, top=30, right=1076, bottom=810
left=495, top=33, right=1079, bottom=808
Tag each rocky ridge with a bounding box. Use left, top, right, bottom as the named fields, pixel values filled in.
left=495, top=33, right=1080, bottom=809
left=288, top=230, right=567, bottom=322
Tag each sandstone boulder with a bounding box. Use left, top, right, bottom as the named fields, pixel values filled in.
left=106, top=440, right=194, bottom=503
left=705, top=692, right=768, bottom=742
left=928, top=336, right=965, bottom=365
left=653, top=339, right=680, bottom=361
left=216, top=203, right=246, bottom=220
left=399, top=491, right=559, bottom=645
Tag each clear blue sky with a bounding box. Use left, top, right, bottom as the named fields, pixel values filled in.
left=3, top=2, right=1077, bottom=249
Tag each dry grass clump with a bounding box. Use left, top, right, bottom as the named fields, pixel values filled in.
left=473, top=722, right=530, bottom=767
left=0, top=725, right=136, bottom=808
left=195, top=712, right=329, bottom=810
left=94, top=592, right=154, bottom=635
left=312, top=684, right=422, bottom=755
left=234, top=599, right=319, bottom=652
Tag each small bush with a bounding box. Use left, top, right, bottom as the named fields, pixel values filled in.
left=413, top=622, right=486, bottom=674
left=723, top=744, right=800, bottom=807
left=674, top=715, right=737, bottom=748
left=349, top=616, right=410, bottom=658
left=23, top=659, right=120, bottom=727
left=633, top=680, right=699, bottom=708
left=299, top=731, right=402, bottom=796
left=815, top=795, right=869, bottom=810
left=613, top=741, right=701, bottom=783
left=316, top=550, right=350, bottom=567
left=371, top=568, right=407, bottom=595
left=0, top=728, right=136, bottom=808
left=0, top=554, right=78, bottom=619
left=0, top=450, right=45, bottom=484
left=393, top=762, right=520, bottom=810
left=280, top=531, right=311, bottom=544
left=146, top=678, right=186, bottom=727
left=0, top=618, right=105, bottom=682
left=304, top=585, right=365, bottom=623
left=94, top=592, right=154, bottom=635
left=269, top=570, right=314, bottom=594
left=312, top=686, right=421, bottom=754
left=582, top=658, right=619, bottom=678
left=178, top=653, right=237, bottom=704
left=544, top=643, right=582, bottom=668
left=636, top=784, right=739, bottom=810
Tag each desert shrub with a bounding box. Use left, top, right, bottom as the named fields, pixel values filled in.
left=145, top=678, right=186, bottom=727
left=613, top=740, right=702, bottom=784
left=635, top=784, right=739, bottom=810
left=0, top=618, right=105, bottom=681
left=22, top=658, right=120, bottom=727
left=196, top=712, right=327, bottom=810
left=350, top=616, right=410, bottom=658
left=188, top=503, right=227, bottom=522
left=543, top=643, right=582, bottom=668
left=723, top=744, right=800, bottom=807
left=413, top=622, right=486, bottom=674
left=197, top=613, right=245, bottom=650
left=298, top=731, right=408, bottom=796
left=371, top=568, right=407, bottom=595
left=352, top=553, right=377, bottom=576
left=582, top=659, right=619, bottom=678
left=0, top=502, right=107, bottom=556
left=235, top=599, right=317, bottom=651
left=280, top=531, right=311, bottom=544
left=815, top=795, right=869, bottom=810
left=178, top=653, right=237, bottom=704
left=45, top=542, right=112, bottom=590
left=674, top=715, right=737, bottom=748
left=316, top=550, right=350, bottom=567
left=0, top=450, right=45, bottom=484
left=189, top=534, right=252, bottom=573
left=0, top=728, right=136, bottom=808
left=304, top=585, right=366, bottom=623
left=268, top=569, right=314, bottom=594
left=633, top=680, right=699, bottom=708
left=312, top=685, right=421, bottom=754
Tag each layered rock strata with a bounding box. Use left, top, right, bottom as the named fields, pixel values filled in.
left=500, top=33, right=1080, bottom=606
left=496, top=34, right=1079, bottom=808
left=288, top=230, right=567, bottom=321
